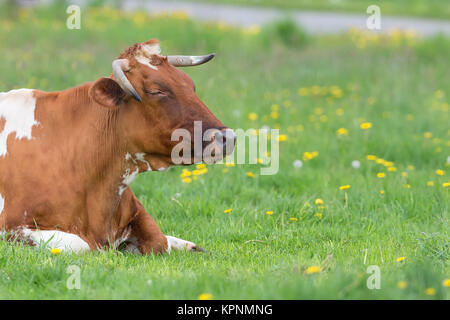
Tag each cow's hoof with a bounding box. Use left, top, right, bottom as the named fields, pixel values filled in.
left=191, top=245, right=206, bottom=253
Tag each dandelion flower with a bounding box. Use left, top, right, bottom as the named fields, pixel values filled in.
left=180, top=170, right=192, bottom=178
left=424, top=288, right=435, bottom=296
left=443, top=182, right=450, bottom=188
left=339, top=185, right=351, bottom=191
left=247, top=172, right=256, bottom=178
left=387, top=167, right=397, bottom=172
left=367, top=155, right=377, bottom=161
left=182, top=177, right=192, bottom=183
left=315, top=212, right=323, bottom=219
left=196, top=163, right=206, bottom=169
left=396, top=256, right=406, bottom=262
left=380, top=190, right=385, bottom=195
left=424, top=132, right=433, bottom=139
left=427, top=181, right=434, bottom=187
left=198, top=293, right=213, bottom=300
left=436, top=169, right=445, bottom=176
left=443, top=279, right=450, bottom=287
left=224, top=209, right=232, bottom=214
left=248, top=112, right=258, bottom=121
left=377, top=172, right=386, bottom=178
left=397, top=281, right=407, bottom=289
left=314, top=198, right=324, bottom=205
left=270, top=111, right=279, bottom=119
left=278, top=134, right=288, bottom=142
left=336, top=128, right=348, bottom=136
left=50, top=248, right=61, bottom=255
left=305, top=266, right=321, bottom=275
left=360, top=122, right=372, bottom=130
left=266, top=211, right=273, bottom=215
left=290, top=217, right=298, bottom=221
left=224, top=162, right=235, bottom=167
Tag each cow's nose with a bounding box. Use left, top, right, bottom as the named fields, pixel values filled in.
left=214, top=128, right=236, bottom=154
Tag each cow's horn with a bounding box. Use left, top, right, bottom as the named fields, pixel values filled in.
left=112, top=59, right=142, bottom=102
left=167, top=53, right=215, bottom=67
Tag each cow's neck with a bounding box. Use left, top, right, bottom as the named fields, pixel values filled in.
left=56, top=83, right=132, bottom=219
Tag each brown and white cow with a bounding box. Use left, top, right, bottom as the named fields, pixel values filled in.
left=0, top=39, right=235, bottom=254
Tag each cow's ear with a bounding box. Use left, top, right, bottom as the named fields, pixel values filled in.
left=89, top=77, right=127, bottom=108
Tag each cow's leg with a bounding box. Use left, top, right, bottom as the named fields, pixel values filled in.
left=120, top=188, right=203, bottom=254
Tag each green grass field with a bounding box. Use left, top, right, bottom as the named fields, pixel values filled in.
left=191, top=0, right=450, bottom=20
left=0, top=4, right=449, bottom=299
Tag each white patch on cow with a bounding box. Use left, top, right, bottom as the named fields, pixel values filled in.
left=135, top=43, right=161, bottom=71
left=135, top=152, right=152, bottom=171
left=118, top=167, right=139, bottom=196
left=0, top=193, right=4, bottom=216
left=21, top=228, right=90, bottom=253
left=0, top=89, right=39, bottom=157
left=165, top=235, right=196, bottom=253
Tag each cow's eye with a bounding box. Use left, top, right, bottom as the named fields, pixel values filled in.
left=145, top=89, right=166, bottom=97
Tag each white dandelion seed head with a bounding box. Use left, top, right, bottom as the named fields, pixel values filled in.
left=293, top=160, right=303, bottom=168
left=352, top=160, right=361, bottom=169
left=447, top=156, right=450, bottom=164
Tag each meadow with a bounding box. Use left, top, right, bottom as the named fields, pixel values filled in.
left=0, top=4, right=449, bottom=299
left=192, top=0, right=450, bottom=19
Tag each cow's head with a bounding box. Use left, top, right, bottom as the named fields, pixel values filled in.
left=89, top=39, right=235, bottom=169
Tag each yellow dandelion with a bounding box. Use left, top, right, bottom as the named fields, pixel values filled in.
left=270, top=111, right=279, bottom=119
left=424, top=288, right=435, bottom=296
left=224, top=209, right=232, bottom=214
left=247, top=172, right=256, bottom=178
left=380, top=190, right=385, bottom=195
left=427, top=181, right=434, bottom=187
left=403, top=184, right=411, bottom=189
left=266, top=211, right=273, bottom=215
left=396, top=256, right=406, bottom=262
left=278, top=134, right=288, bottom=142
left=339, top=185, right=351, bottom=190
left=224, top=162, right=235, bottom=167
left=196, top=163, right=206, bottom=169
left=397, top=281, right=407, bottom=289
left=298, top=87, right=309, bottom=96
left=388, top=167, right=397, bottom=172
left=182, top=177, right=192, bottom=183
left=248, top=112, right=258, bottom=121
left=443, top=182, right=450, bottom=188
left=198, top=293, right=213, bottom=300
left=401, top=171, right=408, bottom=177
left=443, top=279, right=450, bottom=287
left=305, top=266, right=321, bottom=275
left=257, top=158, right=264, bottom=164
left=290, top=217, right=298, bottom=221
left=315, top=212, right=323, bottom=219
left=360, top=122, right=372, bottom=130
left=424, top=132, right=433, bottom=139
left=367, top=155, right=377, bottom=161
left=180, top=170, right=192, bottom=178
left=377, top=172, right=386, bottom=178
left=336, top=128, right=348, bottom=136
left=436, top=169, right=445, bottom=176
left=50, top=248, right=61, bottom=255
left=314, top=198, right=324, bottom=205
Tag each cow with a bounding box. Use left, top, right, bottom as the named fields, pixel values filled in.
left=0, top=39, right=235, bottom=254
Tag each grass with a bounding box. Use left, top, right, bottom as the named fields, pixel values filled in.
left=190, top=0, right=450, bottom=20
left=0, top=5, right=449, bottom=299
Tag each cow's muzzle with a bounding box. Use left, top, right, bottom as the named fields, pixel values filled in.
left=202, top=128, right=236, bottom=163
